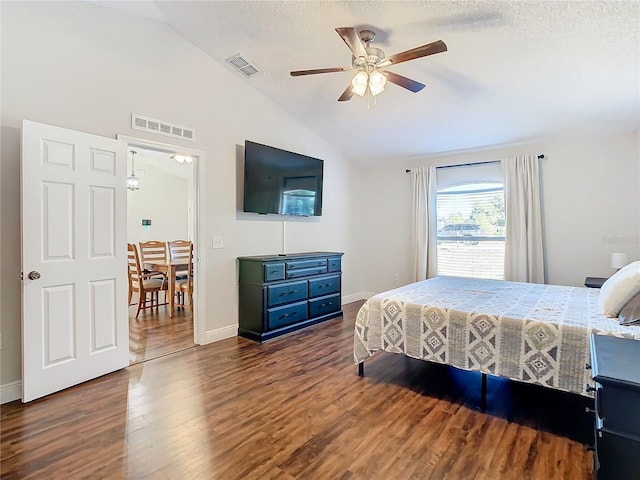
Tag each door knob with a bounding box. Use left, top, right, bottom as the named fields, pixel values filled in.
left=27, top=271, right=41, bottom=280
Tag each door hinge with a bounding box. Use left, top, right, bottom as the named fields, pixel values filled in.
left=20, top=272, right=24, bottom=280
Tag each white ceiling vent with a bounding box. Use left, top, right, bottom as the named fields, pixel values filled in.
left=225, top=54, right=262, bottom=77
left=131, top=114, right=195, bottom=142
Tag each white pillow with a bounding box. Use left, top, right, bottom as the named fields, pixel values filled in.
left=599, top=261, right=640, bottom=317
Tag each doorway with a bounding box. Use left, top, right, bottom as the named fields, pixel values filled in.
left=20, top=121, right=206, bottom=402
left=118, top=135, right=205, bottom=364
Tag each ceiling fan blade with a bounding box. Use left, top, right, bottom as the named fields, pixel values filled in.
left=337, top=85, right=353, bottom=102
left=335, top=27, right=368, bottom=59
left=379, top=40, right=447, bottom=67
left=290, top=67, right=350, bottom=77
left=381, top=70, right=426, bottom=93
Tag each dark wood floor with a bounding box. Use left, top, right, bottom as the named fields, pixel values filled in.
left=128, top=299, right=195, bottom=365
left=1, top=301, right=594, bottom=479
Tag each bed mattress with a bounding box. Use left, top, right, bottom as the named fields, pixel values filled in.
left=354, top=276, right=640, bottom=396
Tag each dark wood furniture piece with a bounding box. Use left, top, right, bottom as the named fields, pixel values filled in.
left=588, top=334, right=640, bottom=479
left=585, top=277, right=608, bottom=288
left=238, top=252, right=344, bottom=342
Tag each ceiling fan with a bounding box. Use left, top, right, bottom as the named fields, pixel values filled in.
left=290, top=27, right=447, bottom=101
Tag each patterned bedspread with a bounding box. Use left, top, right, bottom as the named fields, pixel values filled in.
left=353, top=276, right=640, bottom=397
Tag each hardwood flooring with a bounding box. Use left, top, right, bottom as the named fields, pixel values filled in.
left=128, top=301, right=195, bottom=365
left=1, top=301, right=594, bottom=479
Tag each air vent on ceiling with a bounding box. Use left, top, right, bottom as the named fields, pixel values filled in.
left=131, top=114, right=195, bottom=142
left=225, top=54, right=262, bottom=78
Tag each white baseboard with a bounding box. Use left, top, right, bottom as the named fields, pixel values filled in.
left=204, top=295, right=372, bottom=345
left=204, top=324, right=238, bottom=344
left=342, top=292, right=374, bottom=304
left=1, top=380, right=22, bottom=404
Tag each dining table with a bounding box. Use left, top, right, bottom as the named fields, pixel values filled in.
left=143, top=259, right=190, bottom=317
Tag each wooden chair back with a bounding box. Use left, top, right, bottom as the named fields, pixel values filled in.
left=168, top=240, right=194, bottom=308
left=127, top=243, right=142, bottom=296
left=127, top=243, right=167, bottom=318
left=138, top=240, right=167, bottom=266
left=168, top=240, right=192, bottom=263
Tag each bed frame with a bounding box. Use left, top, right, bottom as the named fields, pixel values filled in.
left=353, top=276, right=640, bottom=403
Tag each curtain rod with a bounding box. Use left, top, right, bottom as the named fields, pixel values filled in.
left=405, top=154, right=545, bottom=173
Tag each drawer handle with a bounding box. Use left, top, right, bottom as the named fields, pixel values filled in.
left=319, top=283, right=333, bottom=288
left=279, top=290, right=299, bottom=296
left=269, top=270, right=279, bottom=274
left=585, top=384, right=596, bottom=393
left=280, top=312, right=296, bottom=319
left=320, top=302, right=333, bottom=308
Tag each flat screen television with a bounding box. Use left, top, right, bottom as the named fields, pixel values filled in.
left=243, top=140, right=323, bottom=216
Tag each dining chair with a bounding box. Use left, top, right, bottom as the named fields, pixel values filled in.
left=168, top=240, right=193, bottom=309
left=138, top=240, right=168, bottom=280
left=127, top=243, right=168, bottom=319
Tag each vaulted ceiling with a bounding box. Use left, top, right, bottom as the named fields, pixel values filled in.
left=88, top=1, right=639, bottom=165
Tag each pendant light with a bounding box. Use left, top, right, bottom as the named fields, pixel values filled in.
left=127, top=150, right=140, bottom=191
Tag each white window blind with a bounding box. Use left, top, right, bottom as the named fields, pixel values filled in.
left=436, top=181, right=505, bottom=280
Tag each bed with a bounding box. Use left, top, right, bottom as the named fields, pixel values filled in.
left=353, top=276, right=640, bottom=397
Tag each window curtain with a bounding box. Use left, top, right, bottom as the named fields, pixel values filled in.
left=502, top=155, right=545, bottom=283
left=411, top=166, right=438, bottom=281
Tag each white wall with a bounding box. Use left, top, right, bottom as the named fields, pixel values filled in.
left=356, top=132, right=640, bottom=294
left=0, top=2, right=360, bottom=391
left=0, top=126, right=21, bottom=397
left=127, top=163, right=189, bottom=245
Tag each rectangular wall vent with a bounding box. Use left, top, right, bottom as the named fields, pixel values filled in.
left=131, top=114, right=195, bottom=142
left=225, top=54, right=262, bottom=78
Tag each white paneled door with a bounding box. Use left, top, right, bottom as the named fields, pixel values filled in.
left=21, top=120, right=129, bottom=402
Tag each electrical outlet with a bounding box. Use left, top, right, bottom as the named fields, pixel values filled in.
left=212, top=236, right=224, bottom=249
left=393, top=273, right=400, bottom=284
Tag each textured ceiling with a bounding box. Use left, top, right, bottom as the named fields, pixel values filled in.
left=88, top=1, right=640, bottom=165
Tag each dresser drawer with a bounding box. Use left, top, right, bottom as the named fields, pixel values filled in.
left=286, top=259, right=327, bottom=270
left=263, top=263, right=285, bottom=282
left=308, top=294, right=341, bottom=318
left=328, top=257, right=341, bottom=272
left=267, top=301, right=308, bottom=330
left=267, top=281, right=307, bottom=307
left=595, top=425, right=640, bottom=480
left=308, top=275, right=341, bottom=298
left=286, top=266, right=327, bottom=279
left=595, top=382, right=640, bottom=435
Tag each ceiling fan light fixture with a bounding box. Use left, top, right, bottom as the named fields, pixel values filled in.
left=369, top=70, right=387, bottom=96
left=290, top=27, right=447, bottom=102
left=351, top=71, right=368, bottom=96
left=172, top=154, right=193, bottom=164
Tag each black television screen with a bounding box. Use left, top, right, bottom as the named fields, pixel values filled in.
left=243, top=140, right=323, bottom=216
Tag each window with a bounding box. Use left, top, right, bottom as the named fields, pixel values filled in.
left=279, top=176, right=318, bottom=216
left=281, top=188, right=316, bottom=216
left=436, top=171, right=505, bottom=279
